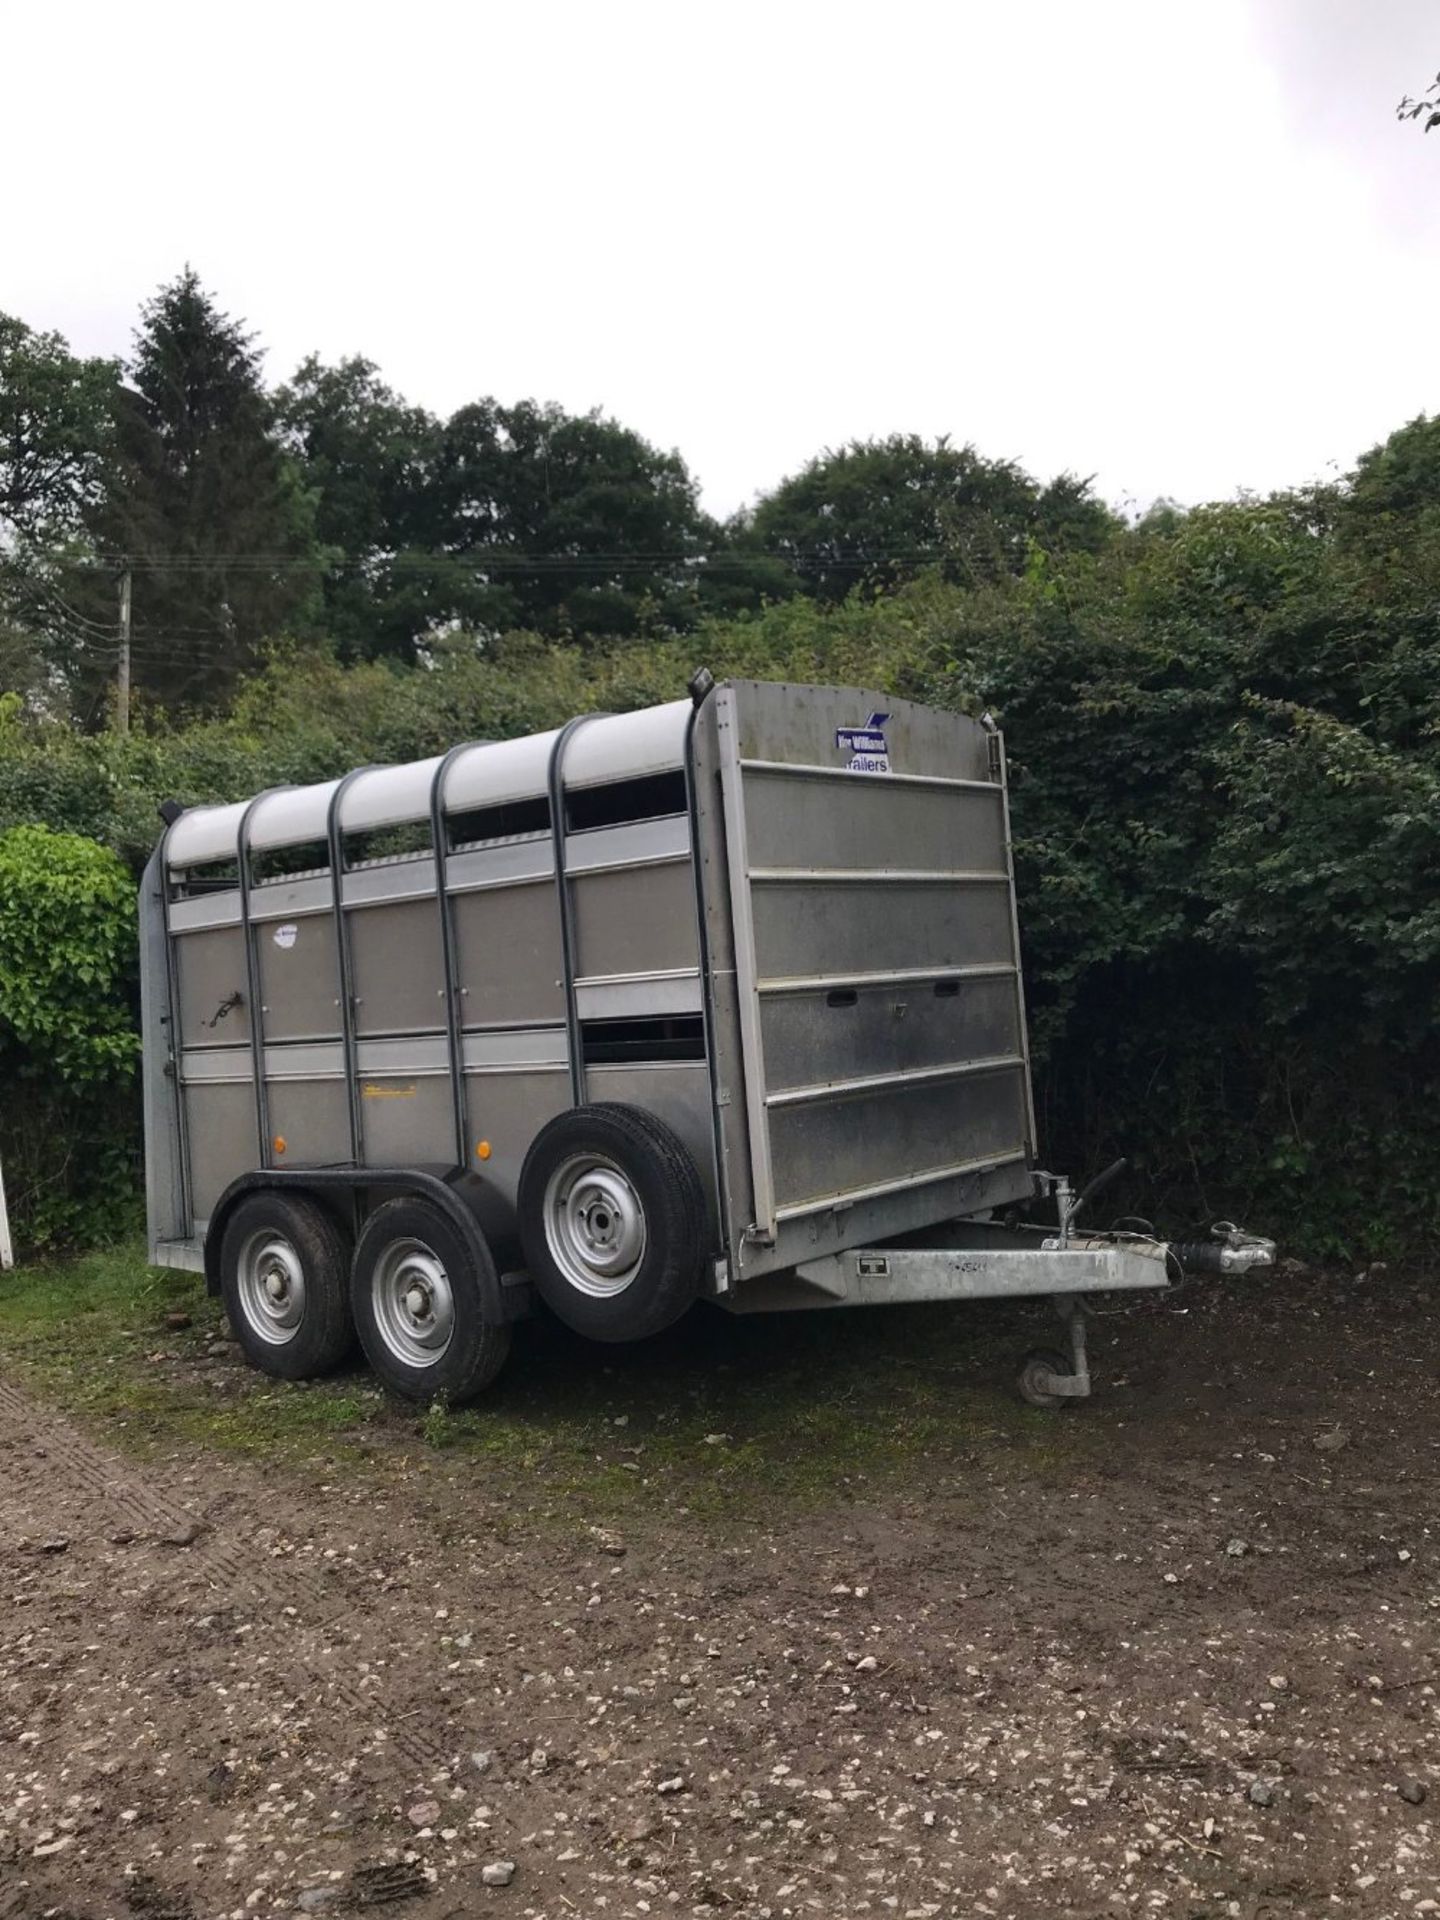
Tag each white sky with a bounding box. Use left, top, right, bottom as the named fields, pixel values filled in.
left=6, top=0, right=1439, bottom=518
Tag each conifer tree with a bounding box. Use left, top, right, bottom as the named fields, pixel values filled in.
left=89, top=269, right=318, bottom=709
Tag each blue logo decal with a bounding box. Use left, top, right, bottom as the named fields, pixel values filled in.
left=836, top=711, right=891, bottom=773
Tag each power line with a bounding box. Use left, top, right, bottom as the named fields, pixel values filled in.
left=37, top=586, right=119, bottom=637
left=26, top=543, right=1010, bottom=575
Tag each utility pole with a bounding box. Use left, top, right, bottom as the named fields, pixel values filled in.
left=117, top=566, right=132, bottom=735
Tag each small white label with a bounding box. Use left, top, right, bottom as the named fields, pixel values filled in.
left=273, top=923, right=299, bottom=950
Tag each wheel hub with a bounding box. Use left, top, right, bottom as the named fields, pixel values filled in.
left=544, top=1156, right=647, bottom=1297
left=236, top=1232, right=307, bottom=1345
left=372, top=1239, right=455, bottom=1369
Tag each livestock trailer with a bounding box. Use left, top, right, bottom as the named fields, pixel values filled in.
left=141, top=676, right=1272, bottom=1405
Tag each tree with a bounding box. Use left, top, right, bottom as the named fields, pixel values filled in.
left=84, top=269, right=320, bottom=711
left=1397, top=72, right=1440, bottom=132
left=278, top=381, right=719, bottom=653
left=431, top=400, right=713, bottom=641
left=1330, top=415, right=1440, bottom=603
left=275, top=355, right=446, bottom=661
left=0, top=316, right=118, bottom=542
left=1134, top=497, right=1189, bottom=537
left=743, top=435, right=1118, bottom=603
left=0, top=317, right=119, bottom=710
left=1343, top=413, right=1440, bottom=521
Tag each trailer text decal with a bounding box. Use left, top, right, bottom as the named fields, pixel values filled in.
left=836, top=711, right=891, bottom=774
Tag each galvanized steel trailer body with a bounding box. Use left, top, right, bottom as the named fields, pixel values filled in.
left=141, top=679, right=1266, bottom=1402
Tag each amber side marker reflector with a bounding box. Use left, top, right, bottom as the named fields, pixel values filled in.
left=273, top=1136, right=287, bottom=1155
left=475, top=1140, right=492, bottom=1161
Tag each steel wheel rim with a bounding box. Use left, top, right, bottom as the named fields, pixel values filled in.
left=371, top=1237, right=456, bottom=1369
left=543, top=1153, right=647, bottom=1298
left=236, top=1230, right=307, bottom=1346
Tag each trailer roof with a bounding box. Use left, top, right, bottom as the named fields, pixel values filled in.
left=164, top=700, right=692, bottom=871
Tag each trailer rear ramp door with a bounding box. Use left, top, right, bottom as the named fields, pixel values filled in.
left=709, top=682, right=1036, bottom=1275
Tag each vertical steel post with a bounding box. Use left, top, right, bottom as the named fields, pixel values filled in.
left=712, top=684, right=777, bottom=1244
left=546, top=714, right=607, bottom=1108
left=156, top=838, right=194, bottom=1234
left=430, top=745, right=478, bottom=1168
left=989, top=727, right=1039, bottom=1168
left=327, top=768, right=378, bottom=1168
left=682, top=678, right=733, bottom=1285
left=236, top=790, right=290, bottom=1168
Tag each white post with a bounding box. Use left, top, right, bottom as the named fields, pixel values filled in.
left=0, top=1153, right=12, bottom=1271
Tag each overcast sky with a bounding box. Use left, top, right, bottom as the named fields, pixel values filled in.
left=7, top=0, right=1438, bottom=517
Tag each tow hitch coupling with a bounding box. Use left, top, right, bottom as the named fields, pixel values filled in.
left=1170, top=1222, right=1276, bottom=1275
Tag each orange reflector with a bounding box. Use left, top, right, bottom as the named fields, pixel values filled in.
left=273, top=1136, right=287, bottom=1155
left=475, top=1139, right=492, bottom=1161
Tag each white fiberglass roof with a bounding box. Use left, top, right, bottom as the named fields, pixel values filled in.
left=164, top=699, right=691, bottom=870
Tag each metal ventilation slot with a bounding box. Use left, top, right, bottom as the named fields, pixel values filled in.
left=580, top=1015, right=706, bottom=1065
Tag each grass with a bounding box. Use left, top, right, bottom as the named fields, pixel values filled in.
left=0, top=1240, right=1080, bottom=1522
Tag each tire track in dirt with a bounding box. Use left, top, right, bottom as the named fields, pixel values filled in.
left=0, top=1372, right=450, bottom=1781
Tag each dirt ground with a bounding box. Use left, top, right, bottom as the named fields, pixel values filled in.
left=1, top=1263, right=1437, bottom=1920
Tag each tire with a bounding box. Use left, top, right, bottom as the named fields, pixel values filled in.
left=518, top=1103, right=705, bottom=1343
left=1017, top=1347, right=1075, bottom=1411
left=220, top=1191, right=354, bottom=1381
left=350, top=1196, right=511, bottom=1405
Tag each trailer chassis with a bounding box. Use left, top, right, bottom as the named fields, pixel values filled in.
left=721, top=1203, right=1275, bottom=1406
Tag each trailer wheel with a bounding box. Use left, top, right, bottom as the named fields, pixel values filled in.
left=518, top=1104, right=705, bottom=1342
left=220, top=1192, right=354, bottom=1380
left=1017, top=1347, right=1075, bottom=1410
left=350, top=1197, right=511, bottom=1405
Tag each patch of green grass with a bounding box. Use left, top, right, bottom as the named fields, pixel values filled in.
left=0, top=1243, right=391, bottom=1461
left=0, top=1240, right=1085, bottom=1519
left=0, top=1241, right=208, bottom=1392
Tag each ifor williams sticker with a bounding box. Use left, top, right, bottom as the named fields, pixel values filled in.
left=836, top=711, right=891, bottom=774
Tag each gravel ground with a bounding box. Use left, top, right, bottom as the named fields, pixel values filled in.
left=1, top=1266, right=1437, bottom=1919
